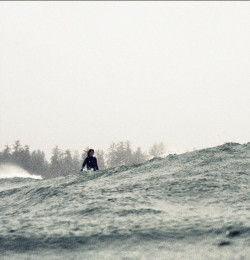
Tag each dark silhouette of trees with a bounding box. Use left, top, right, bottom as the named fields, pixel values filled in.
left=0, top=145, right=12, bottom=163
left=50, top=146, right=63, bottom=177
left=0, top=141, right=49, bottom=177
left=62, top=149, right=73, bottom=176
left=149, top=142, right=166, bottom=158
left=95, top=150, right=105, bottom=170
left=81, top=147, right=90, bottom=162
left=132, top=147, right=148, bottom=165
left=29, top=150, right=48, bottom=175
left=0, top=140, right=166, bottom=178
left=106, top=141, right=148, bottom=168
left=72, top=151, right=81, bottom=173
left=49, top=147, right=81, bottom=177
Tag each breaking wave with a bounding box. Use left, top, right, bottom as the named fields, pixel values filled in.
left=0, top=142, right=249, bottom=259
left=0, top=164, right=42, bottom=180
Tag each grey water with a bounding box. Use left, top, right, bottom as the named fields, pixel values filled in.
left=0, top=143, right=249, bottom=260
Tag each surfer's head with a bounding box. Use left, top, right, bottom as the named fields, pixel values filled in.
left=88, top=149, right=94, bottom=157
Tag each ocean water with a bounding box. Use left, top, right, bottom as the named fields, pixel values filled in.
left=0, top=143, right=249, bottom=260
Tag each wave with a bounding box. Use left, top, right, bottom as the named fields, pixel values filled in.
left=0, top=164, right=42, bottom=180
left=0, top=224, right=249, bottom=252
left=0, top=143, right=249, bottom=256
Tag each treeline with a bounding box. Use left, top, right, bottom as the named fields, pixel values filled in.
left=0, top=140, right=166, bottom=178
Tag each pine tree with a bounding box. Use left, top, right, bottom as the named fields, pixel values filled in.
left=72, top=151, right=81, bottom=173
left=30, top=150, right=48, bottom=175
left=1, top=145, right=12, bottom=163
left=62, top=149, right=73, bottom=176
left=149, top=142, right=166, bottom=158
left=50, top=146, right=63, bottom=177
left=95, top=150, right=106, bottom=170
left=132, top=147, right=147, bottom=164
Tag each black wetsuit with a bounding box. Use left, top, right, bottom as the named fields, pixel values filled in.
left=81, top=156, right=98, bottom=171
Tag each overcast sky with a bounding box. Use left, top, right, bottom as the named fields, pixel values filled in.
left=0, top=2, right=249, bottom=156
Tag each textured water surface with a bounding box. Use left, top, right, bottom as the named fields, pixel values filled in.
left=0, top=143, right=249, bottom=259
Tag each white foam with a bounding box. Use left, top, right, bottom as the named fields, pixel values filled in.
left=0, top=164, right=42, bottom=179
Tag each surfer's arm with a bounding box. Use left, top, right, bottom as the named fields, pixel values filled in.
left=81, top=158, right=87, bottom=171
left=95, top=158, right=99, bottom=171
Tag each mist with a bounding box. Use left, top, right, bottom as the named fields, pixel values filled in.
left=0, top=2, right=250, bottom=259
left=0, top=2, right=250, bottom=158
left=0, top=164, right=42, bottom=179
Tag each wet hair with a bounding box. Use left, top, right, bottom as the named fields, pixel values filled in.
left=87, top=149, right=94, bottom=157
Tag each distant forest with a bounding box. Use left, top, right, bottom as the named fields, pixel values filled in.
left=0, top=140, right=166, bottom=178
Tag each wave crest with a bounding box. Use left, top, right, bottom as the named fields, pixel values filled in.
left=0, top=165, right=42, bottom=179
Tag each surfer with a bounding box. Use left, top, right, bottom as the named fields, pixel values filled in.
left=80, top=149, right=99, bottom=172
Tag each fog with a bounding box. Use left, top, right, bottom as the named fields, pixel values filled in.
left=0, top=2, right=249, bottom=156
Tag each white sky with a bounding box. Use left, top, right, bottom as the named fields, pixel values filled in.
left=0, top=2, right=250, bottom=156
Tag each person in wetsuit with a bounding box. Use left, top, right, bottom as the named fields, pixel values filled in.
left=80, top=149, right=99, bottom=171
